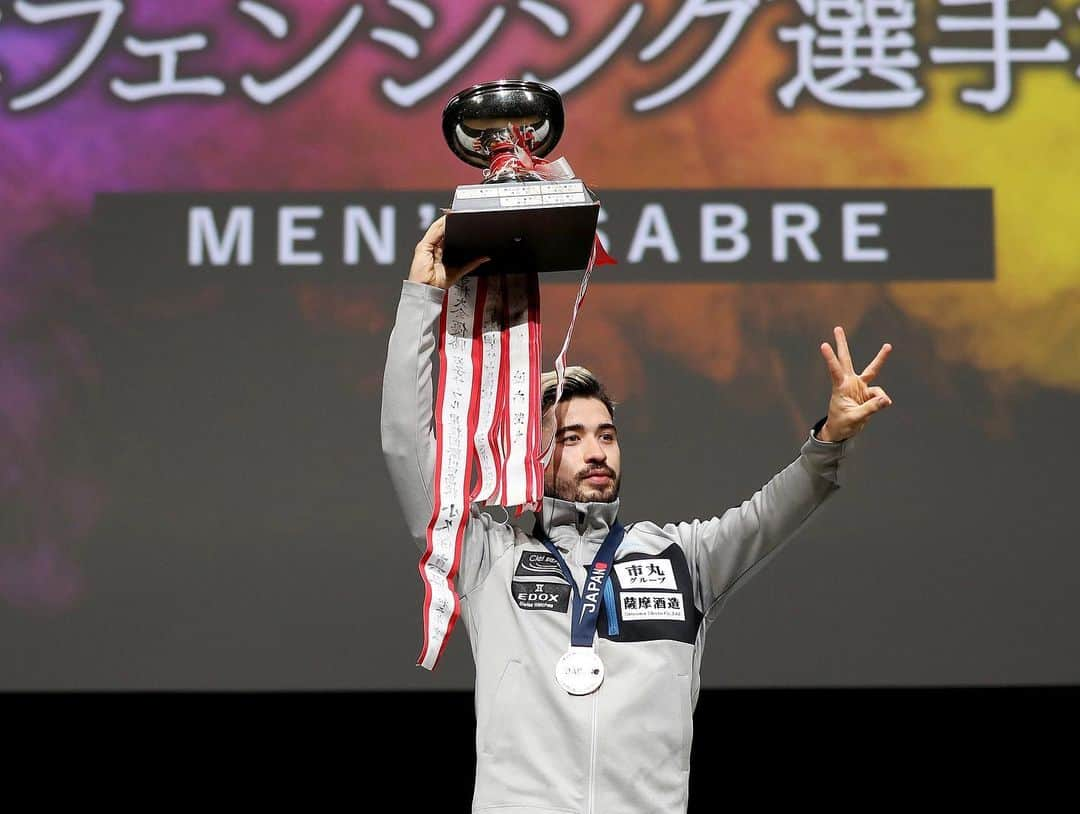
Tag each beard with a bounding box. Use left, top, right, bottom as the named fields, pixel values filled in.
left=545, top=466, right=621, bottom=503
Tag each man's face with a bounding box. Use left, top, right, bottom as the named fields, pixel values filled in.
left=543, top=396, right=621, bottom=503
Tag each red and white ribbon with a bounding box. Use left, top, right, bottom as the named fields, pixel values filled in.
left=418, top=274, right=484, bottom=671
left=419, top=234, right=616, bottom=670
left=471, top=274, right=505, bottom=505
left=485, top=124, right=577, bottom=183
left=525, top=271, right=543, bottom=516
left=502, top=273, right=532, bottom=509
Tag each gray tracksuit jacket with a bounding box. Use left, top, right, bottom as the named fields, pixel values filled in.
left=381, top=280, right=855, bottom=814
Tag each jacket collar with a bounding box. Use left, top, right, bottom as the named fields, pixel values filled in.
left=534, top=495, right=620, bottom=551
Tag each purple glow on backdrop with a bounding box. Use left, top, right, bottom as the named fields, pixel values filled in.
left=0, top=1, right=548, bottom=609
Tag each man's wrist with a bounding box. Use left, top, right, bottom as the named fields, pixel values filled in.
left=813, top=417, right=843, bottom=444
left=407, top=272, right=441, bottom=289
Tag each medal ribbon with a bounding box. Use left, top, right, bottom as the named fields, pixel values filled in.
left=534, top=522, right=625, bottom=647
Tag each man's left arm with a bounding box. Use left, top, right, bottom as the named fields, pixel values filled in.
left=678, top=327, right=893, bottom=623
left=678, top=416, right=851, bottom=623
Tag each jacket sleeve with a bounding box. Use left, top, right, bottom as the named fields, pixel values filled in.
left=380, top=279, right=513, bottom=597
left=674, top=416, right=853, bottom=625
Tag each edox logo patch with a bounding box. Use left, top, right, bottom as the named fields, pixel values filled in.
left=513, top=581, right=571, bottom=612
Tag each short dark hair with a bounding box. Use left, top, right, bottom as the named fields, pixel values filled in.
left=540, top=366, right=616, bottom=419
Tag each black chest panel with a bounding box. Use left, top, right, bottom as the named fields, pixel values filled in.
left=509, top=539, right=703, bottom=644
left=598, top=543, right=702, bottom=645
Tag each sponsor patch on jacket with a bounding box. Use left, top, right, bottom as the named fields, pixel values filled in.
left=599, top=543, right=701, bottom=644
left=619, top=592, right=686, bottom=621
left=513, top=581, right=571, bottom=612
left=614, top=558, right=677, bottom=591
left=515, top=551, right=568, bottom=582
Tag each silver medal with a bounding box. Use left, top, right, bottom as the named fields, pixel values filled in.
left=555, top=646, right=605, bottom=695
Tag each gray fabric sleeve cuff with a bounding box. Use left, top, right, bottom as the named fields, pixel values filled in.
left=401, top=279, right=447, bottom=305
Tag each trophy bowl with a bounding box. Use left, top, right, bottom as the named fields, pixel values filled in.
left=441, top=79, right=598, bottom=274
left=442, top=79, right=565, bottom=179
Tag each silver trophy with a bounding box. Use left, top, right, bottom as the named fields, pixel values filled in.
left=440, top=79, right=600, bottom=275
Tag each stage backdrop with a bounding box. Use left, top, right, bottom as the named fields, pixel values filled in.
left=1, top=0, right=1077, bottom=689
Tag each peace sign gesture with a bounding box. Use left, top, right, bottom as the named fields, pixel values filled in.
left=817, top=327, right=893, bottom=443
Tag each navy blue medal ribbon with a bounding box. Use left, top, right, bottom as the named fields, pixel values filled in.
left=535, top=521, right=625, bottom=647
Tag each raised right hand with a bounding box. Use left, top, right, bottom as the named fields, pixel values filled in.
left=817, top=326, right=893, bottom=442
left=409, top=215, right=491, bottom=290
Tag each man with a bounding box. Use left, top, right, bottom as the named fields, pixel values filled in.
left=381, top=215, right=893, bottom=813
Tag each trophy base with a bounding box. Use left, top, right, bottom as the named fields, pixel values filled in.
left=442, top=180, right=600, bottom=275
